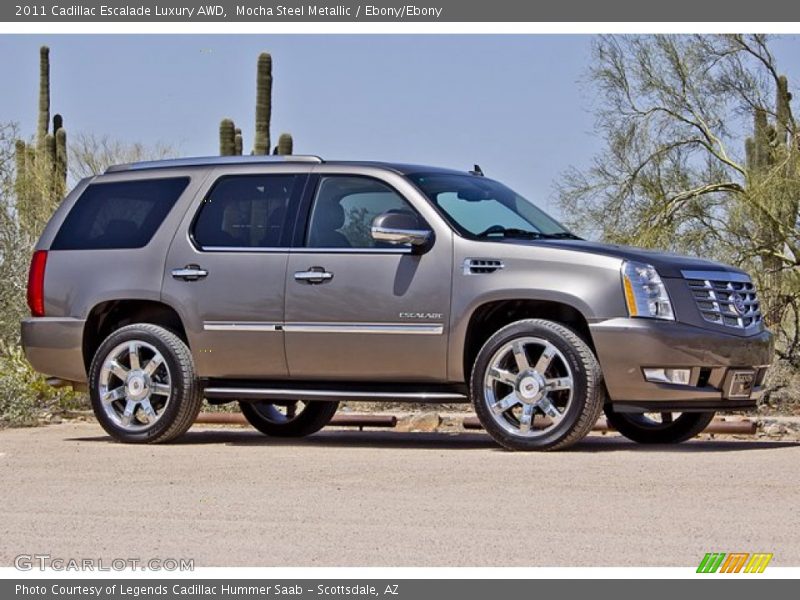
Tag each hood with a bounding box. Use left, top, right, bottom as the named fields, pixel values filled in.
left=504, top=238, right=744, bottom=278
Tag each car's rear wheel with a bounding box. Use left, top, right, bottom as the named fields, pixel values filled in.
left=239, top=400, right=339, bottom=437
left=603, top=407, right=715, bottom=444
left=89, top=324, right=203, bottom=443
left=471, top=319, right=605, bottom=451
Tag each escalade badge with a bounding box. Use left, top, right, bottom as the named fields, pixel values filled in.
left=730, top=293, right=747, bottom=316
left=399, top=312, right=443, bottom=320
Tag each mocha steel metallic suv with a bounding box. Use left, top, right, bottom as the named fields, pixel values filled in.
left=21, top=156, right=773, bottom=450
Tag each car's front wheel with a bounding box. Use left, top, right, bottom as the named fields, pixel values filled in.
left=603, top=407, right=715, bottom=444
left=89, top=324, right=203, bottom=443
left=239, top=400, right=339, bottom=437
left=471, top=319, right=605, bottom=451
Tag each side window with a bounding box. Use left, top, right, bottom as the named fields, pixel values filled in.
left=306, top=176, right=421, bottom=249
left=193, top=174, right=301, bottom=249
left=51, top=177, right=189, bottom=250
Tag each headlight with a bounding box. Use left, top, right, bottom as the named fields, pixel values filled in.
left=621, top=261, right=675, bottom=320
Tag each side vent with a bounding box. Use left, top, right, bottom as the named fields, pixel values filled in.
left=463, top=258, right=504, bottom=275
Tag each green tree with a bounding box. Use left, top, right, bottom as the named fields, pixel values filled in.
left=557, top=35, right=800, bottom=376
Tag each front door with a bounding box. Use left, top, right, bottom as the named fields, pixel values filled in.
left=162, top=170, right=306, bottom=378
left=284, top=174, right=452, bottom=381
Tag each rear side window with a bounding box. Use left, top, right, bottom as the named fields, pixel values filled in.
left=51, top=177, right=189, bottom=250
left=192, top=174, right=301, bottom=249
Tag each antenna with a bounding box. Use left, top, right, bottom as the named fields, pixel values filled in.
left=469, top=164, right=484, bottom=176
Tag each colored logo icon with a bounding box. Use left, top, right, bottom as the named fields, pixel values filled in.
left=697, top=552, right=773, bottom=573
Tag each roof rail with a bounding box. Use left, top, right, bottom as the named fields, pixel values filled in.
left=105, top=155, right=324, bottom=173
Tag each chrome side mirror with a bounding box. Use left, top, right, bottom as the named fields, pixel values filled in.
left=370, top=211, right=432, bottom=249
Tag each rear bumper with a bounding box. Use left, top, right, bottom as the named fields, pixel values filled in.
left=590, top=318, right=773, bottom=411
left=21, top=317, right=87, bottom=382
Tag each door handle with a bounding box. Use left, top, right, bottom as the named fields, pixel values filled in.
left=171, top=265, right=208, bottom=281
left=294, top=267, right=334, bottom=284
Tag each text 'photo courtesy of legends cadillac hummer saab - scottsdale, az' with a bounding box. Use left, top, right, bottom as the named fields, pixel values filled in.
left=21, top=155, right=773, bottom=450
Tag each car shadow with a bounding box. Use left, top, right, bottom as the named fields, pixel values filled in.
left=66, top=428, right=800, bottom=453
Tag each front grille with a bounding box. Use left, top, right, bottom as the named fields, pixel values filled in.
left=682, top=270, right=762, bottom=330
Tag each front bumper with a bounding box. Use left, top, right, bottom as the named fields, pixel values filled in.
left=21, top=317, right=87, bottom=383
left=590, top=318, right=773, bottom=412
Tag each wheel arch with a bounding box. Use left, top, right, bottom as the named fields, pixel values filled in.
left=82, top=299, right=189, bottom=374
left=459, top=297, right=595, bottom=384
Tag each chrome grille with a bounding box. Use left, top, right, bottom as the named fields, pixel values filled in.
left=682, top=270, right=762, bottom=330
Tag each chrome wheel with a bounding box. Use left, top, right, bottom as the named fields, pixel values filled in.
left=98, top=340, right=172, bottom=432
left=483, top=336, right=574, bottom=438
left=250, top=400, right=309, bottom=424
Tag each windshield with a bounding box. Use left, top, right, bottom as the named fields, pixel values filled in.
left=407, top=173, right=576, bottom=240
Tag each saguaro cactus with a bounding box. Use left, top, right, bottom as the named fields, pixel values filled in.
left=275, top=133, right=293, bottom=156
left=217, top=51, right=294, bottom=157
left=37, top=46, right=50, bottom=152
left=253, top=52, right=272, bottom=155
left=219, top=118, right=236, bottom=156
left=234, top=127, right=243, bottom=156
left=14, top=46, right=69, bottom=237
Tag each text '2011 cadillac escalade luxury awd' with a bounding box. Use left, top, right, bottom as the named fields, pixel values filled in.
left=21, top=156, right=773, bottom=450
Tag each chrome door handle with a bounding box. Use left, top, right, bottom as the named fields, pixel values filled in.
left=294, top=268, right=333, bottom=284
left=171, top=265, right=208, bottom=281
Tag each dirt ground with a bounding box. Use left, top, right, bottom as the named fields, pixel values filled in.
left=0, top=422, right=798, bottom=567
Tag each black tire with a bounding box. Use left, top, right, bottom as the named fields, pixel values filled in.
left=471, top=319, right=605, bottom=451
left=604, top=406, right=715, bottom=444
left=239, top=400, right=339, bottom=437
left=89, top=323, right=203, bottom=444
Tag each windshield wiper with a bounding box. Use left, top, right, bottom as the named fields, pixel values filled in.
left=538, top=232, right=583, bottom=240
left=476, top=226, right=544, bottom=239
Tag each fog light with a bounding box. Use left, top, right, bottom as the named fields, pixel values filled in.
left=643, top=368, right=691, bottom=385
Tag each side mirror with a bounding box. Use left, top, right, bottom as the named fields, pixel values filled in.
left=371, top=211, right=432, bottom=250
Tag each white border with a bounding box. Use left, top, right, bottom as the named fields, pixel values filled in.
left=1, top=22, right=800, bottom=34
left=2, top=566, right=800, bottom=579
left=2, top=18, right=798, bottom=578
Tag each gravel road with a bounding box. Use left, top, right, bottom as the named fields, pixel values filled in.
left=1, top=422, right=798, bottom=567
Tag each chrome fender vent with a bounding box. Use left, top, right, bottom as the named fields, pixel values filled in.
left=463, top=258, right=504, bottom=275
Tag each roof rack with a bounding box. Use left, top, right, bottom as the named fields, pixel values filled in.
left=105, top=155, right=324, bottom=173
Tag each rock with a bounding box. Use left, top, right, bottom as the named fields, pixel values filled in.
left=409, top=413, right=441, bottom=432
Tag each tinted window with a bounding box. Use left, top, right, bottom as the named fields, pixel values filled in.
left=307, top=176, right=420, bottom=248
left=193, top=175, right=301, bottom=249
left=51, top=177, right=189, bottom=250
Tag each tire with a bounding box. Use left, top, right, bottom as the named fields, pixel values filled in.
left=239, top=400, right=339, bottom=437
left=471, top=319, right=605, bottom=451
left=89, top=323, right=203, bottom=444
left=604, top=407, right=715, bottom=444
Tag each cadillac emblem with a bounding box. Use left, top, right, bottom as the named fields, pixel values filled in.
left=730, top=292, right=747, bottom=315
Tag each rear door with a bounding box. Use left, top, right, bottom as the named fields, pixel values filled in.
left=283, top=172, right=453, bottom=381
left=162, top=168, right=308, bottom=378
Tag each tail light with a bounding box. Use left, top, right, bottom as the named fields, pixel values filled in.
left=26, top=250, right=48, bottom=317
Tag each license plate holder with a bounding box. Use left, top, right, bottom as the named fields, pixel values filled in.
left=725, top=370, right=756, bottom=399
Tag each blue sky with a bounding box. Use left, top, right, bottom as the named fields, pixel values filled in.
left=1, top=35, right=799, bottom=217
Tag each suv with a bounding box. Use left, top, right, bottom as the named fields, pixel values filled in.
left=21, top=156, right=773, bottom=450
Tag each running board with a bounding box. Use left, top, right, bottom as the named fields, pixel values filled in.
left=203, top=386, right=469, bottom=403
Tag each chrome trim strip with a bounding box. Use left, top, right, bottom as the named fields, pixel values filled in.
left=202, top=322, right=444, bottom=334
left=197, top=247, right=412, bottom=254
left=291, top=247, right=413, bottom=255
left=681, top=270, right=751, bottom=283
left=200, top=246, right=291, bottom=253
left=204, top=387, right=467, bottom=401
left=203, top=322, right=280, bottom=332
left=283, top=322, right=444, bottom=335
